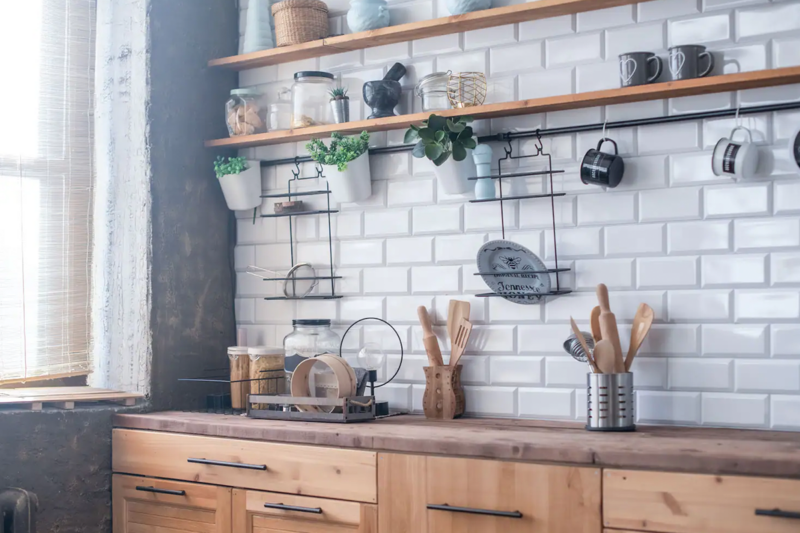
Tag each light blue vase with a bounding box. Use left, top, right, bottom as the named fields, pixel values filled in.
left=472, top=144, right=495, bottom=200
left=347, top=0, right=390, bottom=33
left=446, top=0, right=492, bottom=15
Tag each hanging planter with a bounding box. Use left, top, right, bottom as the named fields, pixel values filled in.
left=405, top=114, right=477, bottom=195
left=214, top=157, right=262, bottom=211
left=306, top=131, right=372, bottom=203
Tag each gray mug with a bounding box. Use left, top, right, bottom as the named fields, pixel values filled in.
left=619, top=52, right=663, bottom=87
left=669, top=45, right=714, bottom=80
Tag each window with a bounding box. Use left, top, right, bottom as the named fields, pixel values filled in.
left=0, top=0, right=95, bottom=383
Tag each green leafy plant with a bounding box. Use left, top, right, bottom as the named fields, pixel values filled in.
left=404, top=115, right=477, bottom=166
left=329, top=87, right=349, bottom=101
left=214, top=156, right=248, bottom=179
left=306, top=131, right=369, bottom=171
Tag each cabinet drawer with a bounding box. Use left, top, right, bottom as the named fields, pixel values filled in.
left=113, top=474, right=231, bottom=533
left=604, top=469, right=800, bottom=533
left=113, top=429, right=377, bottom=503
left=233, top=488, right=377, bottom=533
left=425, top=456, right=601, bottom=533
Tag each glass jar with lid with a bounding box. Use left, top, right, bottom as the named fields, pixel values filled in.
left=283, top=319, right=341, bottom=377
left=415, top=71, right=451, bottom=112
left=226, top=88, right=266, bottom=137
left=291, top=71, right=335, bottom=128
left=267, top=88, right=293, bottom=132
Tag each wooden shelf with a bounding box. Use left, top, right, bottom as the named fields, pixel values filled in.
left=205, top=67, right=800, bottom=149
left=209, top=0, right=640, bottom=70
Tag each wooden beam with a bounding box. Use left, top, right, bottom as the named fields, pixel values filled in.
left=205, top=66, right=800, bottom=149
left=209, top=0, right=641, bottom=70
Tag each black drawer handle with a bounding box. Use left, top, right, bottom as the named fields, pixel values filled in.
left=264, top=503, right=323, bottom=514
left=187, top=458, right=267, bottom=470
left=756, top=508, right=800, bottom=520
left=135, top=486, right=186, bottom=496
left=427, top=504, right=523, bottom=519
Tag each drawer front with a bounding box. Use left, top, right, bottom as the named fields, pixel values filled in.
left=113, top=429, right=377, bottom=503
left=113, top=474, right=231, bottom=533
left=425, top=456, right=601, bottom=533
left=233, top=488, right=378, bottom=533
left=604, top=469, right=800, bottom=533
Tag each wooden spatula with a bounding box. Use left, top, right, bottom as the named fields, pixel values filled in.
left=596, top=284, right=623, bottom=363
left=418, top=306, right=444, bottom=366
left=593, top=340, right=617, bottom=374
left=590, top=306, right=602, bottom=343
left=570, top=317, right=599, bottom=373
left=447, top=300, right=471, bottom=345
left=625, top=303, right=654, bottom=372
left=449, top=318, right=473, bottom=368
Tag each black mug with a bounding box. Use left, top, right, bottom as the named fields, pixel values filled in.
left=580, top=138, right=625, bottom=188
left=619, top=52, right=663, bottom=87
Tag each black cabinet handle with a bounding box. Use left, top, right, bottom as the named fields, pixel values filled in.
left=135, top=486, right=186, bottom=496
left=427, top=504, right=523, bottom=519
left=187, top=458, right=267, bottom=470
left=756, top=508, right=800, bottom=520
left=264, top=503, right=323, bottom=514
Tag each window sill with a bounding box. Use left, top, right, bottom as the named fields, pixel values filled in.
left=0, top=386, right=143, bottom=411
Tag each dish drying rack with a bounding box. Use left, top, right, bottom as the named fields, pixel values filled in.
left=469, top=131, right=572, bottom=300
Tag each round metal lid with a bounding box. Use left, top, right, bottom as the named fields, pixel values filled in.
left=294, top=71, right=335, bottom=80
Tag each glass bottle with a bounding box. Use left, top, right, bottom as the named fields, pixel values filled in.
left=283, top=319, right=341, bottom=386
left=291, top=71, right=335, bottom=128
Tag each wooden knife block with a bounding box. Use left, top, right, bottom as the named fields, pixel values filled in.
left=423, top=365, right=465, bottom=420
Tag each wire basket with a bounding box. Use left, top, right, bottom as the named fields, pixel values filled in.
left=272, top=0, right=329, bottom=47
left=447, top=72, right=487, bottom=108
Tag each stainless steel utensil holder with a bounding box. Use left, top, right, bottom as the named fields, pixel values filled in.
left=586, top=372, right=635, bottom=432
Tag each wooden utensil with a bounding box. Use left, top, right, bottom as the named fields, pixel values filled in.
left=596, top=284, right=624, bottom=363
left=593, top=340, right=618, bottom=374
left=590, top=306, right=602, bottom=343
left=418, top=306, right=444, bottom=366
left=570, top=317, right=599, bottom=373
left=625, top=303, right=654, bottom=371
left=447, top=300, right=471, bottom=345
left=449, top=318, right=473, bottom=368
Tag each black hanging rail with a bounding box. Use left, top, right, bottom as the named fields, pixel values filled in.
left=258, top=101, right=800, bottom=167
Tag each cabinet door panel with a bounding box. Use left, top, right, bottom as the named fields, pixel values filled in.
left=113, top=474, right=231, bottom=533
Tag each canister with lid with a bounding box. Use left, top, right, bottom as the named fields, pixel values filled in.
left=291, top=71, right=335, bottom=128
left=227, top=346, right=251, bottom=409
left=415, top=71, right=451, bottom=112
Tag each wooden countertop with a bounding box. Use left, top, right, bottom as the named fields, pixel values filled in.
left=114, top=412, right=800, bottom=479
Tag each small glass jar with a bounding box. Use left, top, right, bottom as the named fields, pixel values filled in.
left=283, top=319, right=341, bottom=381
left=226, top=88, right=266, bottom=137
left=291, top=71, right=335, bottom=128
left=267, top=88, right=293, bottom=132
left=415, top=71, right=451, bottom=112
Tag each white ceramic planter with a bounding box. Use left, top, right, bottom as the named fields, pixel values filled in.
left=325, top=152, right=372, bottom=203
left=433, top=154, right=475, bottom=194
left=218, top=162, right=262, bottom=211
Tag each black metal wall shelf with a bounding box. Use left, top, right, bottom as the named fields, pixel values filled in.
left=264, top=295, right=343, bottom=301
left=261, top=190, right=331, bottom=198
left=260, top=276, right=341, bottom=281
left=260, top=209, right=339, bottom=218
left=470, top=192, right=566, bottom=203
left=467, top=169, right=565, bottom=181
left=474, top=268, right=570, bottom=275
left=476, top=289, right=573, bottom=298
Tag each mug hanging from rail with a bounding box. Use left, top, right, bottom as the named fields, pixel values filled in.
left=712, top=126, right=759, bottom=180
left=580, top=138, right=625, bottom=188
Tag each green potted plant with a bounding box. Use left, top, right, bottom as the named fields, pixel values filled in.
left=214, top=156, right=261, bottom=211
left=404, top=114, right=478, bottom=194
left=306, top=131, right=371, bottom=202
left=329, top=87, right=349, bottom=124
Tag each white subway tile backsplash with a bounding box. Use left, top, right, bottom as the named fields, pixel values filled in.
left=465, top=24, right=517, bottom=50
left=701, top=253, right=767, bottom=286
left=577, top=192, right=637, bottom=225
left=638, top=0, right=698, bottom=22
left=364, top=209, right=411, bottom=236
left=640, top=187, right=702, bottom=222
left=544, top=226, right=602, bottom=259
left=412, top=265, right=461, bottom=293
left=465, top=201, right=517, bottom=232
left=435, top=234, right=487, bottom=263
left=547, top=33, right=602, bottom=67
left=438, top=50, right=488, bottom=74
left=668, top=220, right=731, bottom=253
left=772, top=396, right=800, bottom=430
left=518, top=15, right=574, bottom=41
left=490, top=41, right=543, bottom=75
left=669, top=290, right=731, bottom=320
left=668, top=13, right=732, bottom=47
left=413, top=205, right=462, bottom=234
left=576, top=5, right=635, bottom=32
left=702, top=393, right=767, bottom=427
left=669, top=358, right=732, bottom=390
left=705, top=184, right=770, bottom=218
left=638, top=256, right=699, bottom=288
left=773, top=35, right=800, bottom=69
left=606, top=22, right=667, bottom=59
left=630, top=357, right=669, bottom=389
left=637, top=390, right=701, bottom=424
left=736, top=2, right=800, bottom=40
left=772, top=324, right=800, bottom=357
left=735, top=218, right=800, bottom=250
left=518, top=325, right=573, bottom=353
left=670, top=151, right=729, bottom=185
left=491, top=356, right=543, bottom=385
left=575, top=258, right=634, bottom=289
left=546, top=357, right=591, bottom=386
left=702, top=324, right=767, bottom=355
left=605, top=224, right=665, bottom=256
left=735, top=289, right=800, bottom=320
left=638, top=122, right=700, bottom=154
left=340, top=240, right=384, bottom=266
left=519, top=388, right=574, bottom=418
left=736, top=360, right=800, bottom=392
left=464, top=386, right=517, bottom=416
left=469, top=325, right=516, bottom=353
left=519, top=67, right=574, bottom=99
left=774, top=182, right=800, bottom=215
left=772, top=253, right=800, bottom=286
left=386, top=236, right=433, bottom=265
left=640, top=324, right=699, bottom=354
left=412, top=34, right=461, bottom=56
left=520, top=196, right=576, bottom=228
left=363, top=267, right=409, bottom=294
left=575, top=61, right=620, bottom=93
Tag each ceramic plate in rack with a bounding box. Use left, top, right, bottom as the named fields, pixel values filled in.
left=477, top=240, right=552, bottom=304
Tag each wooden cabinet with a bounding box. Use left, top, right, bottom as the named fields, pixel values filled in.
left=112, top=474, right=231, bottom=533
left=232, top=488, right=378, bottom=532
left=378, top=453, right=602, bottom=533
left=604, top=469, right=800, bottom=533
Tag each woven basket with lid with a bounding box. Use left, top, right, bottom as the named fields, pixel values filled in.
left=272, top=0, right=329, bottom=47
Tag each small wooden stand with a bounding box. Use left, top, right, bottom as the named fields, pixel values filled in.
left=423, top=365, right=465, bottom=420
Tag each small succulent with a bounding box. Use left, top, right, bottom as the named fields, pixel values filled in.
left=214, top=156, right=248, bottom=179
left=306, top=131, right=369, bottom=172
left=404, top=114, right=477, bottom=166
left=329, top=87, right=349, bottom=101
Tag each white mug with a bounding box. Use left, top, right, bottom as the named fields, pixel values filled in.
left=789, top=124, right=800, bottom=171
left=712, top=126, right=759, bottom=180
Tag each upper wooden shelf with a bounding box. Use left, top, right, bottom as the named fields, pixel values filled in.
left=209, top=0, right=641, bottom=70
left=205, top=66, right=800, bottom=149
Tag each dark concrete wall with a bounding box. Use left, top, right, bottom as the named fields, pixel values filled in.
left=0, top=2, right=239, bottom=531
left=148, top=0, right=240, bottom=411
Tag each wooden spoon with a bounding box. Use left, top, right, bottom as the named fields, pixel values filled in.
left=590, top=306, right=602, bottom=343
left=625, top=303, right=654, bottom=372
left=593, top=339, right=617, bottom=375
left=570, top=317, right=599, bottom=373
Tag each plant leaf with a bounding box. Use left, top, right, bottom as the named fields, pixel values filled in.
left=404, top=128, right=420, bottom=144
left=435, top=130, right=446, bottom=142
left=452, top=143, right=467, bottom=161
left=428, top=114, right=447, bottom=132
left=461, top=116, right=474, bottom=123
left=448, top=120, right=465, bottom=133
left=461, top=137, right=477, bottom=150
left=425, top=143, right=444, bottom=161
left=418, top=127, right=435, bottom=141
left=412, top=140, right=426, bottom=158
left=433, top=150, right=451, bottom=166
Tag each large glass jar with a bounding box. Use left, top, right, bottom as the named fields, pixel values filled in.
left=226, top=88, right=266, bottom=136
left=283, top=319, right=341, bottom=377
left=291, top=71, right=334, bottom=128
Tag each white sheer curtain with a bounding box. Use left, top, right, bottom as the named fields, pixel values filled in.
left=0, top=0, right=95, bottom=383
